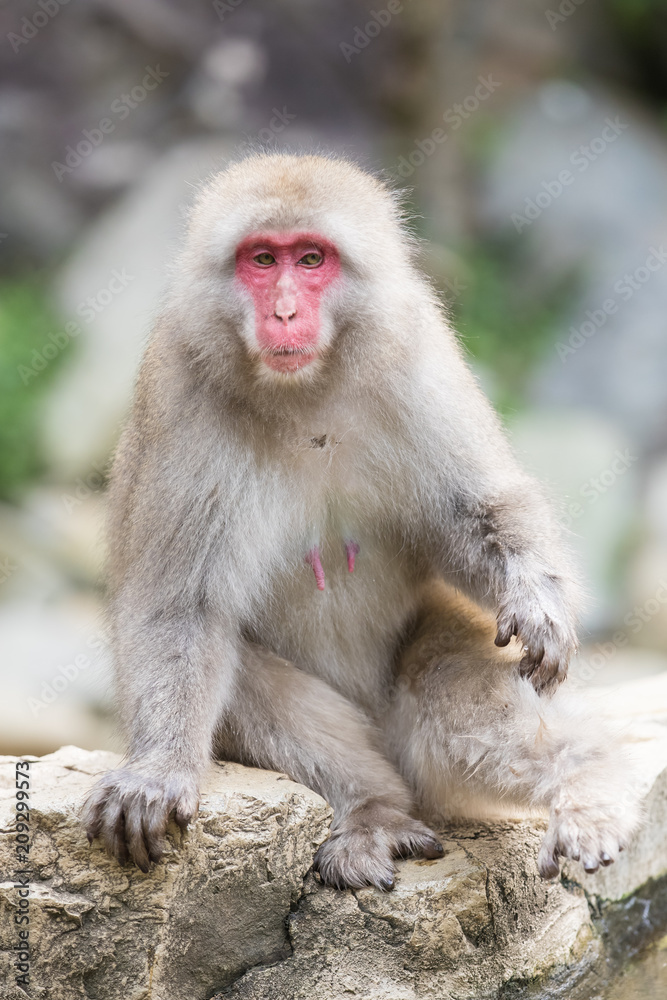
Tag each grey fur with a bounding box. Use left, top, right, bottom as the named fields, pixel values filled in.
left=83, top=154, right=642, bottom=888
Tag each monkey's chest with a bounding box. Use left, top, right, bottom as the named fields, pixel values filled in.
left=249, top=425, right=419, bottom=706
left=258, top=517, right=420, bottom=711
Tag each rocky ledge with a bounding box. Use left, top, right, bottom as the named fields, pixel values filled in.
left=1, top=675, right=667, bottom=1000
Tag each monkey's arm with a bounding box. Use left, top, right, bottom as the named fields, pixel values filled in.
left=84, top=380, right=251, bottom=869
left=83, top=611, right=234, bottom=871
left=408, top=332, right=581, bottom=692
left=439, top=484, right=580, bottom=692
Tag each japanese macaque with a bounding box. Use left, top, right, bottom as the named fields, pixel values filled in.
left=83, top=154, right=642, bottom=889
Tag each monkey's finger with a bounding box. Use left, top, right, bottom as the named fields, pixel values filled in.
left=528, top=652, right=567, bottom=694
left=174, top=810, right=191, bottom=832
left=519, top=647, right=543, bottom=678
left=103, top=797, right=129, bottom=867
left=174, top=793, right=198, bottom=831
left=537, top=827, right=560, bottom=879
left=85, top=813, right=102, bottom=845
left=494, top=616, right=517, bottom=647
left=83, top=788, right=106, bottom=844
left=143, top=802, right=170, bottom=864
left=125, top=803, right=151, bottom=873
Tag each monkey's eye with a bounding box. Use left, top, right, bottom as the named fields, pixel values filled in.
left=298, top=252, right=323, bottom=267
left=253, top=252, right=276, bottom=266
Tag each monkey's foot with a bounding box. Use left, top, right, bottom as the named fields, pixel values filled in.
left=82, top=768, right=199, bottom=872
left=537, top=793, right=641, bottom=879
left=313, top=800, right=442, bottom=890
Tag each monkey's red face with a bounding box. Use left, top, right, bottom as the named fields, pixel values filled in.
left=235, top=232, right=340, bottom=374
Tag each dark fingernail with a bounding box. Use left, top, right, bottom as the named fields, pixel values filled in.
left=584, top=864, right=599, bottom=874
left=540, top=864, right=560, bottom=880
left=422, top=839, right=444, bottom=859
left=379, top=877, right=394, bottom=891
left=600, top=853, right=613, bottom=866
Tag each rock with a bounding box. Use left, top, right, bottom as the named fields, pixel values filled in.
left=0, top=748, right=332, bottom=1000
left=1, top=676, right=667, bottom=999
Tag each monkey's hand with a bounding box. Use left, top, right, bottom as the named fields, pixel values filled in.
left=494, top=573, right=578, bottom=693
left=82, top=767, right=199, bottom=872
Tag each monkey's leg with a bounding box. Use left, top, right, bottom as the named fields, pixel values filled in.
left=386, top=583, right=643, bottom=879
left=216, top=643, right=443, bottom=890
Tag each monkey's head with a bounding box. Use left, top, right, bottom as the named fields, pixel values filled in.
left=175, top=154, right=418, bottom=391
left=233, top=229, right=340, bottom=375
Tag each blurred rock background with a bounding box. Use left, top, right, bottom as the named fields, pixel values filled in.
left=1, top=0, right=666, bottom=755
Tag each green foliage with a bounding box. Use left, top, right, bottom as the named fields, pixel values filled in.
left=0, top=281, right=67, bottom=500
left=610, top=0, right=656, bottom=21
left=450, top=240, right=577, bottom=415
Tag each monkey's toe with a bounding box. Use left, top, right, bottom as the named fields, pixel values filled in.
left=537, top=849, right=560, bottom=880
left=421, top=836, right=444, bottom=860
left=313, top=803, right=442, bottom=891
left=313, top=831, right=397, bottom=891
left=538, top=796, right=641, bottom=881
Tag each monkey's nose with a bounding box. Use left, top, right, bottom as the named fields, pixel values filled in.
left=274, top=295, right=297, bottom=323
left=274, top=305, right=296, bottom=324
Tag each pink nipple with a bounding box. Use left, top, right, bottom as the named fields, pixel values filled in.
left=305, top=546, right=325, bottom=591
left=345, top=540, right=360, bottom=573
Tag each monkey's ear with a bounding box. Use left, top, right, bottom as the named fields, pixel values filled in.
left=494, top=616, right=517, bottom=647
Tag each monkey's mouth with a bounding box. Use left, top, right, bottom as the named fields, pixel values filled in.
left=262, top=347, right=318, bottom=373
